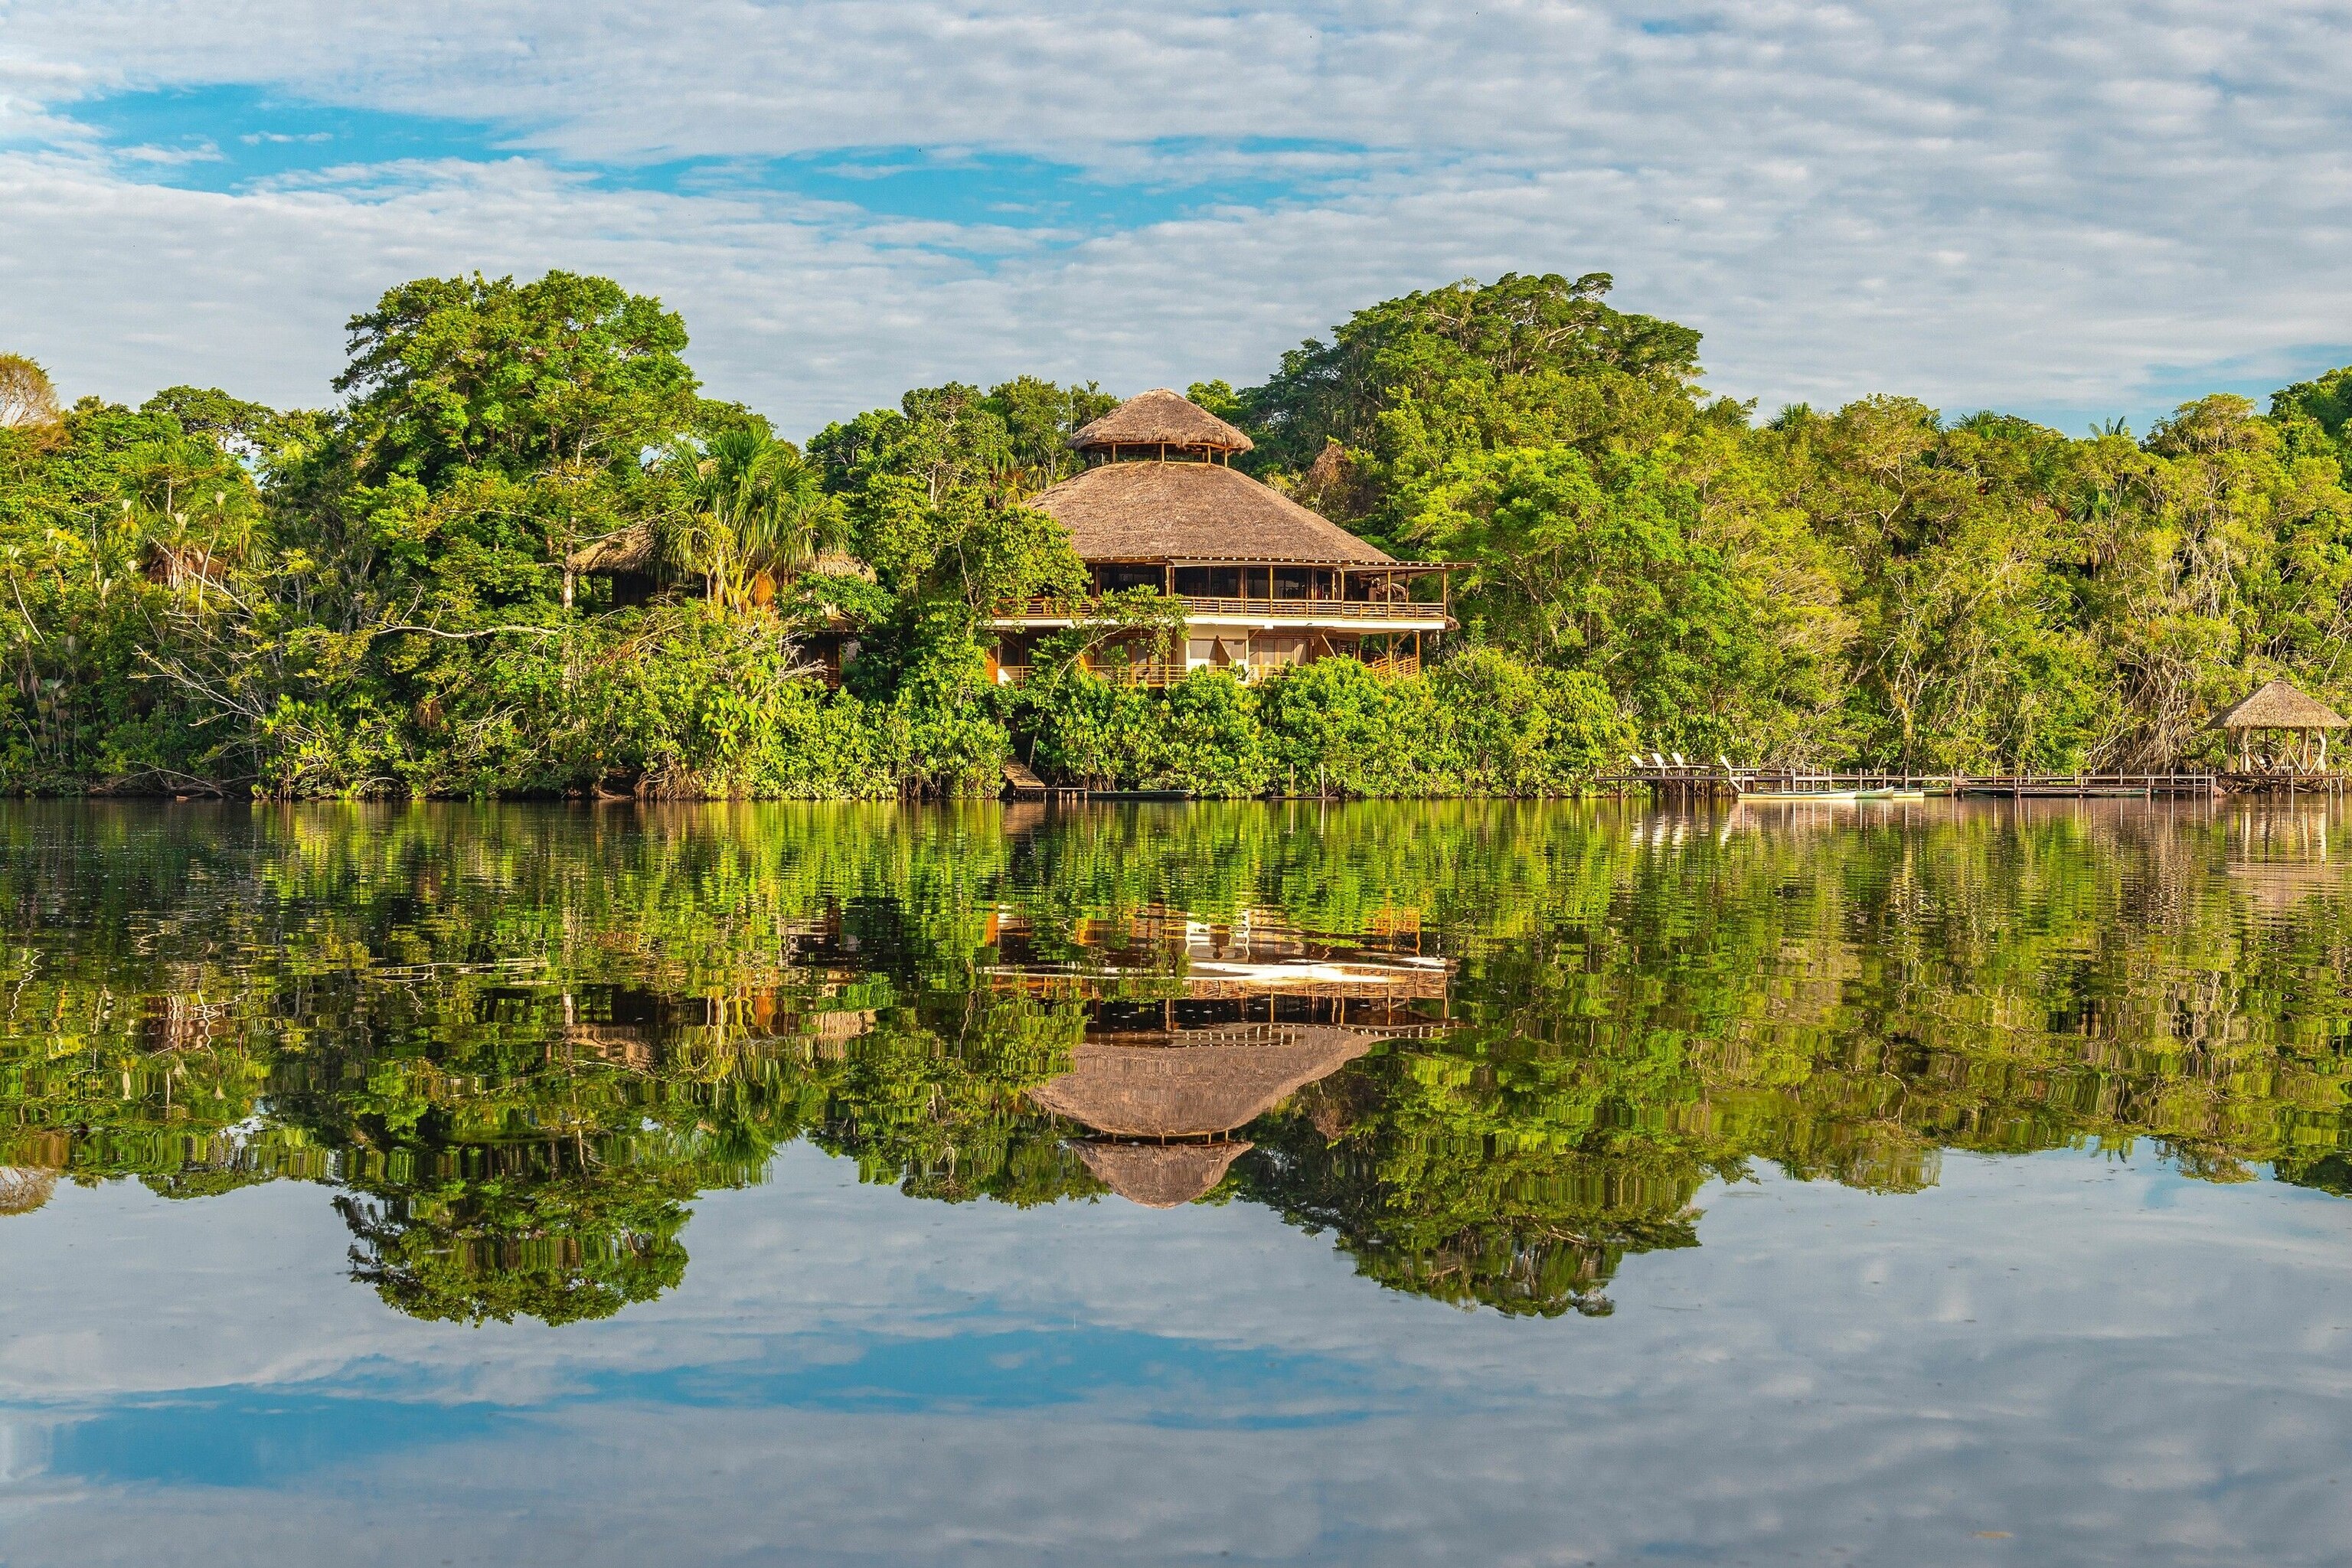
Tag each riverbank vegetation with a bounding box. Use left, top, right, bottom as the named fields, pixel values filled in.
left=10, top=269, right=2352, bottom=796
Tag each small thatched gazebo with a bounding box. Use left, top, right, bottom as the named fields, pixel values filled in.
left=2217, top=679, right=2350, bottom=772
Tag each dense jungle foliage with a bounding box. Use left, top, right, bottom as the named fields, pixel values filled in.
left=10, top=268, right=2352, bottom=795
left=5, top=800, right=2351, bottom=1322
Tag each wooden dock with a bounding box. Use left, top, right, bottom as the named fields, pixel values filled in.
left=1954, top=773, right=2219, bottom=799
left=1611, top=762, right=2233, bottom=800
left=1001, top=760, right=1082, bottom=800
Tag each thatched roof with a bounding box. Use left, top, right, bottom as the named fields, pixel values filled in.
left=1030, top=461, right=1395, bottom=566
left=805, top=548, right=876, bottom=582
left=2218, top=678, right=2349, bottom=730
left=1027, top=1027, right=1376, bottom=1138
left=567, top=521, right=659, bottom=573
left=564, top=523, right=873, bottom=583
left=1075, top=1141, right=1250, bottom=1208
left=1073, top=389, right=1252, bottom=454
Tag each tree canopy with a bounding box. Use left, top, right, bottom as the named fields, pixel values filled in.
left=11, top=265, right=2352, bottom=795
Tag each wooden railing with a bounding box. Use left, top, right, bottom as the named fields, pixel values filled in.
left=995, top=662, right=1191, bottom=688
left=995, top=595, right=1446, bottom=622
left=996, top=652, right=1419, bottom=687
left=1605, top=762, right=2226, bottom=799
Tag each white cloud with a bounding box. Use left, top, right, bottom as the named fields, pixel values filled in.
left=4, top=2, right=2352, bottom=430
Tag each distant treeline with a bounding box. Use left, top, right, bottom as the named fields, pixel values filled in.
left=6, top=269, right=2352, bottom=797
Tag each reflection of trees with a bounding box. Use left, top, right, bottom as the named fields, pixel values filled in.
left=6, top=799, right=2352, bottom=1324
left=803, top=1001, right=1094, bottom=1206
left=1231, top=1040, right=1723, bottom=1317
left=261, top=991, right=845, bottom=1325
left=2277, top=1150, right=2352, bottom=1197
left=333, top=1157, right=691, bottom=1326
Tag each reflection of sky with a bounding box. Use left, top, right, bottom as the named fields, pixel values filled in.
left=48, top=1326, right=1394, bottom=1492
left=7, top=1145, right=2352, bottom=1564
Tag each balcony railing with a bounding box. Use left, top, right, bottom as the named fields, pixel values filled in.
left=994, top=595, right=1448, bottom=623
left=995, top=651, right=1420, bottom=688
left=995, top=662, right=1188, bottom=688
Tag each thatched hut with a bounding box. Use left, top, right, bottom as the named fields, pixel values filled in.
left=563, top=521, right=663, bottom=607
left=562, top=525, right=876, bottom=681
left=2217, top=679, right=2349, bottom=771
left=563, top=524, right=872, bottom=606
left=992, top=388, right=1454, bottom=684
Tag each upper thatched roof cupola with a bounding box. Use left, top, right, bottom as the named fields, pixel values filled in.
left=1072, top=388, right=1253, bottom=462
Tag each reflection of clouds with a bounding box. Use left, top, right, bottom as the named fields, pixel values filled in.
left=6, top=1149, right=2352, bottom=1561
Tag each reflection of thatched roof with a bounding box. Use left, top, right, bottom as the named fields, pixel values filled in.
left=1030, top=462, right=1394, bottom=566
left=1027, top=1027, right=1375, bottom=1137
left=2219, top=679, right=2348, bottom=730
left=2226, top=860, right=2348, bottom=913
left=564, top=523, right=874, bottom=583
left=565, top=1024, right=655, bottom=1070
left=1072, top=389, right=1252, bottom=454
left=1076, top=1141, right=1250, bottom=1208
left=0, top=1166, right=58, bottom=1216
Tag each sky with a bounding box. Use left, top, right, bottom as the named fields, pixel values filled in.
left=4, top=1, right=2352, bottom=439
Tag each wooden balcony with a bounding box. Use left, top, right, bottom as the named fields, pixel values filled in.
left=994, top=651, right=1420, bottom=688
left=995, top=662, right=1189, bottom=688
left=993, top=595, right=1450, bottom=627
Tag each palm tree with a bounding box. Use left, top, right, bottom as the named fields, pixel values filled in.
left=656, top=431, right=845, bottom=613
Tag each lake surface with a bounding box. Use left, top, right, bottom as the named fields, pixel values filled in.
left=5, top=799, right=2352, bottom=1566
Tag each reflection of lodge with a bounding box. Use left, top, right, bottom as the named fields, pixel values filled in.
left=142, top=995, right=237, bottom=1054
left=555, top=986, right=877, bottom=1068
left=991, top=907, right=1452, bottom=1207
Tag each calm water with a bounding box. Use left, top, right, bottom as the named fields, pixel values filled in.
left=5, top=799, right=2352, bottom=1566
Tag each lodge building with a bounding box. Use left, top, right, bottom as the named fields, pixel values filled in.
left=563, top=386, right=1453, bottom=684
left=990, top=388, right=1454, bottom=684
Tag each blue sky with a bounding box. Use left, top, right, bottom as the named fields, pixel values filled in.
left=64, top=83, right=1373, bottom=232
left=5, top=2, right=2352, bottom=437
